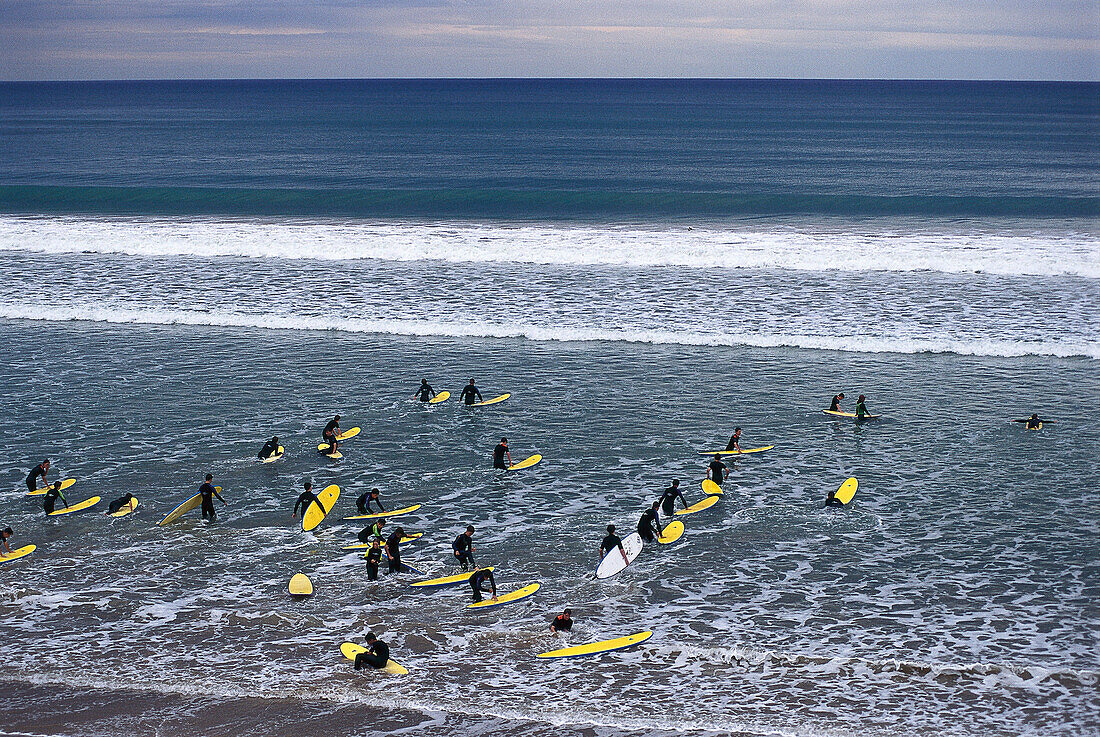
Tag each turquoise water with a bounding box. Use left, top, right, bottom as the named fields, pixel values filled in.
left=0, top=80, right=1097, bottom=736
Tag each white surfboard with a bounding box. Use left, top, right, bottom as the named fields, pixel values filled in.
left=596, top=532, right=643, bottom=579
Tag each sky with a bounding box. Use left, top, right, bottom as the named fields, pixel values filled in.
left=1, top=0, right=1098, bottom=81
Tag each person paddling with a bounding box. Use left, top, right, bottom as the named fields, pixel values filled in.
left=258, top=436, right=280, bottom=460
left=106, top=493, right=136, bottom=515
left=550, top=608, right=573, bottom=633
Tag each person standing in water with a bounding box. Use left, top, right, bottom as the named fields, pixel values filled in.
left=452, top=525, right=476, bottom=570
left=292, top=481, right=320, bottom=522
left=42, top=481, right=67, bottom=514
left=707, top=454, right=728, bottom=486
left=352, top=632, right=391, bottom=670
left=829, top=393, right=845, bottom=412
left=356, top=488, right=384, bottom=515
left=199, top=474, right=227, bottom=522
left=385, top=526, right=406, bottom=574
left=600, top=524, right=629, bottom=566
left=415, top=379, right=437, bottom=402
left=659, top=480, right=688, bottom=518
left=637, top=501, right=663, bottom=542
left=358, top=518, right=386, bottom=544
left=365, top=540, right=383, bottom=581
left=0, top=527, right=14, bottom=555
left=469, top=567, right=497, bottom=603
left=106, top=493, right=135, bottom=515
left=459, top=379, right=483, bottom=406
left=493, top=438, right=511, bottom=470
left=724, top=428, right=743, bottom=452
left=258, top=436, right=280, bottom=460
left=855, top=395, right=871, bottom=419
left=322, top=415, right=341, bottom=456
left=25, top=459, right=50, bottom=493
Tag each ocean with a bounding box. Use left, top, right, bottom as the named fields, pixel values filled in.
left=0, top=79, right=1096, bottom=737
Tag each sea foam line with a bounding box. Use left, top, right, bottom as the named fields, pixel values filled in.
left=0, top=215, right=1097, bottom=278
left=1, top=303, right=1097, bottom=359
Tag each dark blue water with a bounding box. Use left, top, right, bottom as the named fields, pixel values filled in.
left=1, top=79, right=1097, bottom=218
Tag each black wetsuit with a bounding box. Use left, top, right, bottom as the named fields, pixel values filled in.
left=354, top=640, right=390, bottom=670
left=365, top=493, right=384, bottom=514
left=107, top=495, right=133, bottom=514
left=294, top=491, right=320, bottom=519
left=356, top=492, right=369, bottom=514
left=452, top=533, right=475, bottom=570
left=637, top=508, right=662, bottom=541
left=385, top=531, right=402, bottom=573
left=322, top=419, right=339, bottom=452
left=724, top=435, right=741, bottom=451
left=365, top=546, right=382, bottom=580
left=824, top=494, right=844, bottom=508
left=43, top=486, right=65, bottom=515
left=199, top=482, right=221, bottom=521
left=469, top=568, right=496, bottom=602
left=416, top=384, right=435, bottom=402
left=358, top=523, right=385, bottom=544
left=708, top=460, right=727, bottom=485
left=459, top=385, right=483, bottom=405
left=551, top=615, right=573, bottom=632
left=1027, top=417, right=1042, bottom=429
left=258, top=439, right=280, bottom=459
left=25, top=465, right=47, bottom=493
left=600, top=533, right=624, bottom=559
left=493, top=444, right=508, bottom=469
left=660, top=486, right=687, bottom=517
left=829, top=395, right=842, bottom=412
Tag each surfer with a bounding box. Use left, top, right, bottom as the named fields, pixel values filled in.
left=292, top=481, right=320, bottom=522
left=1026, top=413, right=1043, bottom=429
left=415, top=379, right=437, bottom=402
left=707, top=454, right=728, bottom=485
left=459, top=379, right=483, bottom=406
left=356, top=487, right=384, bottom=515
left=42, top=481, right=67, bottom=515
left=358, top=519, right=386, bottom=544
left=258, top=436, right=280, bottom=460
left=0, top=527, right=14, bottom=555
left=550, top=608, right=573, bottom=633
left=322, top=415, right=341, bottom=456
left=829, top=393, right=845, bottom=412
left=824, top=489, right=845, bottom=507
left=452, top=525, right=476, bottom=570
left=637, top=501, right=663, bottom=542
left=659, top=480, right=688, bottom=518
left=25, top=459, right=50, bottom=492
left=855, top=395, right=871, bottom=419
left=106, top=493, right=135, bottom=515
left=385, top=526, right=406, bottom=574
left=493, top=438, right=511, bottom=470
left=365, top=540, right=383, bottom=580
left=352, top=633, right=390, bottom=670
left=199, top=474, right=227, bottom=522
left=724, top=428, right=742, bottom=452
left=600, top=524, right=629, bottom=566
left=469, top=567, right=497, bottom=603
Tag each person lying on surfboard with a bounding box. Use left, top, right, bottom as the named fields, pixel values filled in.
left=855, top=395, right=871, bottom=419
left=356, top=488, right=384, bottom=515
left=453, top=525, right=477, bottom=570
left=550, top=608, right=573, bottom=633
left=708, top=455, right=728, bottom=485
left=42, top=482, right=67, bottom=515
left=258, top=436, right=280, bottom=460
left=637, top=502, right=663, bottom=542
left=600, top=525, right=629, bottom=567
left=25, top=459, right=50, bottom=493
left=493, top=438, right=512, bottom=469
left=321, top=415, right=341, bottom=456
left=724, top=428, right=742, bottom=452
left=291, top=481, right=320, bottom=522
left=659, top=480, right=688, bottom=518
left=415, top=379, right=437, bottom=402
left=353, top=633, right=391, bottom=670
left=106, top=493, right=135, bottom=515
left=459, top=379, right=483, bottom=405
left=469, top=567, right=497, bottom=602
left=0, top=527, right=13, bottom=555
left=829, top=393, right=845, bottom=412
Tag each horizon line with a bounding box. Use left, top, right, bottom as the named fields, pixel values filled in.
left=2, top=76, right=1097, bottom=84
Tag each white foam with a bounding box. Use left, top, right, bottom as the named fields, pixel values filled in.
left=1, top=303, right=1095, bottom=359
left=1, top=215, right=1096, bottom=278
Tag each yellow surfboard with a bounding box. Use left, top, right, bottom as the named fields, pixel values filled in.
left=676, top=495, right=719, bottom=516
left=340, top=642, right=408, bottom=675
left=410, top=566, right=494, bottom=588
left=343, top=504, right=422, bottom=521
left=701, top=479, right=723, bottom=496
left=508, top=454, right=542, bottom=471
left=466, top=582, right=541, bottom=610
left=302, top=484, right=340, bottom=532
left=697, top=445, right=774, bottom=456
left=288, top=573, right=313, bottom=596
left=343, top=532, right=423, bottom=550
left=107, top=497, right=139, bottom=518
left=317, top=444, right=345, bottom=457
left=158, top=487, right=221, bottom=526
left=832, top=477, right=857, bottom=505
left=335, top=427, right=361, bottom=441
left=260, top=446, right=284, bottom=464
left=823, top=410, right=882, bottom=420
left=429, top=391, right=450, bottom=404
left=0, top=544, right=36, bottom=565
left=657, top=520, right=685, bottom=544
left=537, top=631, right=653, bottom=659
left=48, top=495, right=101, bottom=516
left=27, top=478, right=77, bottom=497
left=472, top=393, right=510, bottom=407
